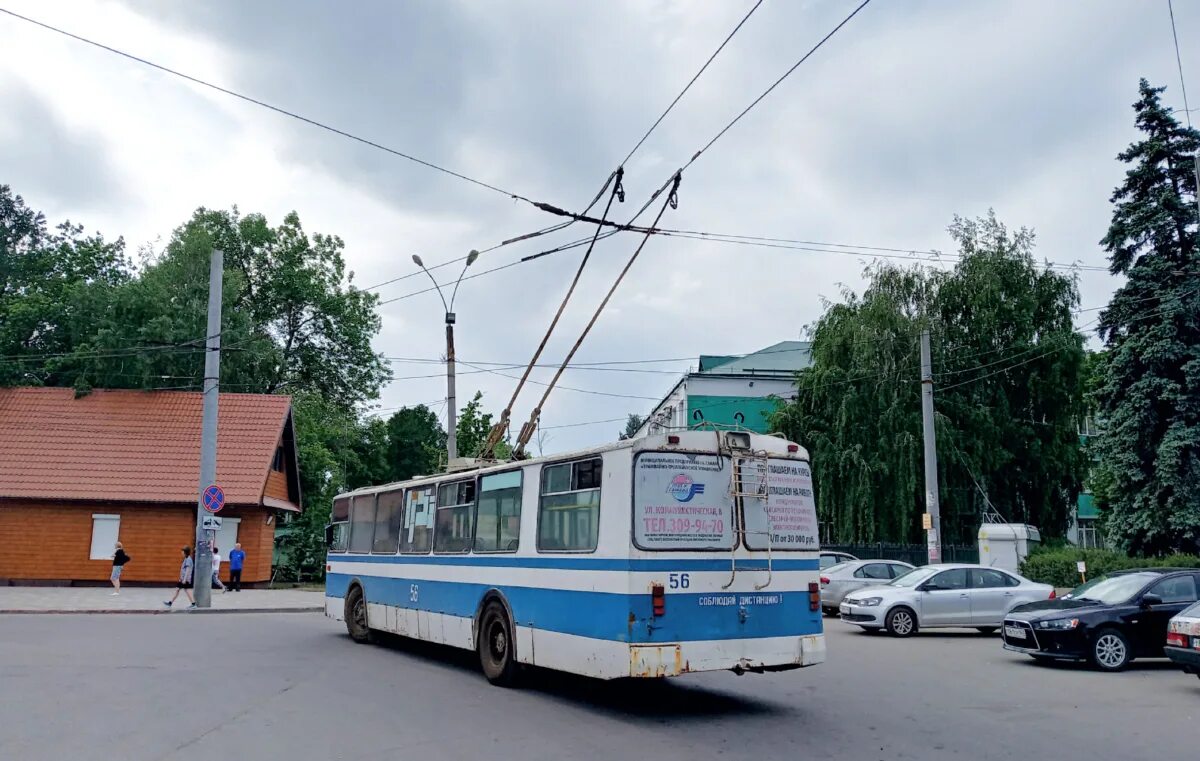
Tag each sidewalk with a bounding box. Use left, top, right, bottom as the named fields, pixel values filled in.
left=0, top=585, right=324, bottom=614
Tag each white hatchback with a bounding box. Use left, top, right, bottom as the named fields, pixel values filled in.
left=839, top=564, right=1055, bottom=637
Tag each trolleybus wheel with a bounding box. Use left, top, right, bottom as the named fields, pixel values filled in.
left=478, top=601, right=520, bottom=687
left=345, top=585, right=373, bottom=644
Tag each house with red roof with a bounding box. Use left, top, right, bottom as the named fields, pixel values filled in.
left=0, top=387, right=301, bottom=586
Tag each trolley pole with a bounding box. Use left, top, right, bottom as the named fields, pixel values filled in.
left=920, top=329, right=942, bottom=564
left=194, top=248, right=222, bottom=609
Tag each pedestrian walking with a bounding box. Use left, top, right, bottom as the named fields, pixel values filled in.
left=109, top=542, right=131, bottom=595
left=164, top=547, right=195, bottom=608
left=211, top=546, right=227, bottom=592
left=228, top=543, right=245, bottom=592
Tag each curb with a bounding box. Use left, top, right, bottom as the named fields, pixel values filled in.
left=1, top=606, right=323, bottom=615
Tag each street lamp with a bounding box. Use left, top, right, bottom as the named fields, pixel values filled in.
left=413, top=249, right=479, bottom=466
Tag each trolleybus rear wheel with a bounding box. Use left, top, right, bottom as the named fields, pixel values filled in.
left=345, top=585, right=373, bottom=644
left=478, top=601, right=520, bottom=687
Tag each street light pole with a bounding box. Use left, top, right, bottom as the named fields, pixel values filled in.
left=413, top=251, right=478, bottom=467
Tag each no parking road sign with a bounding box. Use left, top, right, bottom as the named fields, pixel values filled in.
left=202, top=484, right=225, bottom=513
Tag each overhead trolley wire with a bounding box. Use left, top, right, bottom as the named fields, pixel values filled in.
left=618, top=0, right=765, bottom=168
left=680, top=0, right=872, bottom=173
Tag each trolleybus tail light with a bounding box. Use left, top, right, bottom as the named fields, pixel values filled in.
left=652, top=583, right=666, bottom=616
left=667, top=435, right=680, bottom=445
left=787, top=444, right=799, bottom=452
left=808, top=582, right=820, bottom=611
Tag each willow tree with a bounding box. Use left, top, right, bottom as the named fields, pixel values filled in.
left=772, top=212, right=1086, bottom=544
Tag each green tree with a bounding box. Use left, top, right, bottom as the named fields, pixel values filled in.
left=620, top=413, right=644, bottom=440
left=1094, top=80, right=1200, bottom=555
left=0, top=185, right=130, bottom=386
left=52, top=207, right=389, bottom=410
left=385, top=405, right=446, bottom=480
left=771, top=212, right=1085, bottom=544
left=456, top=391, right=510, bottom=459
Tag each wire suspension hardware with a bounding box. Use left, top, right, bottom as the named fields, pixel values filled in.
left=512, top=172, right=683, bottom=457
left=480, top=170, right=626, bottom=460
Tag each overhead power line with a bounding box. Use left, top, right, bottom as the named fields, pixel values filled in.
left=680, top=0, right=872, bottom=173
left=457, top=360, right=659, bottom=401
left=374, top=222, right=1108, bottom=304
left=1169, top=0, right=1193, bottom=129
left=541, top=416, right=629, bottom=431
left=619, top=0, right=764, bottom=167
left=0, top=7, right=534, bottom=204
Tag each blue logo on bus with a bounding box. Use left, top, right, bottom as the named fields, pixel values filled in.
left=667, top=474, right=706, bottom=503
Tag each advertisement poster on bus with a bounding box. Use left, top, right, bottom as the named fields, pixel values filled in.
left=634, top=453, right=734, bottom=549
left=741, top=459, right=819, bottom=549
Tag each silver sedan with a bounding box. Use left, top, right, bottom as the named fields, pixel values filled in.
left=839, top=564, right=1055, bottom=637
left=820, top=560, right=915, bottom=615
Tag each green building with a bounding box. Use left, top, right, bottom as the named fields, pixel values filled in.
left=637, top=341, right=811, bottom=436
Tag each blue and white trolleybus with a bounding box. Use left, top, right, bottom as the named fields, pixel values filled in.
left=325, top=430, right=825, bottom=685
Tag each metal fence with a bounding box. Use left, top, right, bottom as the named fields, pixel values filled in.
left=822, top=543, right=979, bottom=566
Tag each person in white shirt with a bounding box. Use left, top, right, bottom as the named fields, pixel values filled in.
left=211, top=546, right=227, bottom=593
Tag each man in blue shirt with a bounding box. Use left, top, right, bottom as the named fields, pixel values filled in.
left=228, top=543, right=246, bottom=592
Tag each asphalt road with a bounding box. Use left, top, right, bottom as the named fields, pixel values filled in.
left=0, top=613, right=1194, bottom=761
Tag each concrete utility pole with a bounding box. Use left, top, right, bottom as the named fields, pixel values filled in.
left=920, top=329, right=942, bottom=564
left=194, top=248, right=223, bottom=609
left=445, top=312, right=457, bottom=462
left=413, top=251, right=478, bottom=467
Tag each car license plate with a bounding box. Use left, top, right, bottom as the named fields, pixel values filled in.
left=1004, top=625, right=1026, bottom=640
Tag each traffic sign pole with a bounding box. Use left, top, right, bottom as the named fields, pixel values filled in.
left=194, top=248, right=222, bottom=609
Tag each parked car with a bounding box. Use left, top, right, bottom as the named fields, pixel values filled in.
left=1166, top=600, right=1200, bottom=680
left=820, top=551, right=857, bottom=570
left=1001, top=568, right=1200, bottom=672
left=840, top=564, right=1054, bottom=637
left=820, top=560, right=915, bottom=615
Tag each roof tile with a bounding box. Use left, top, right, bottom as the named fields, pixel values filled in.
left=0, top=387, right=292, bottom=506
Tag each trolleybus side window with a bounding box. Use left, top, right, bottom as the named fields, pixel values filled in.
left=474, top=470, right=523, bottom=553
left=538, top=457, right=602, bottom=552
left=372, top=488, right=405, bottom=554
left=330, top=497, right=350, bottom=552
left=400, top=485, right=435, bottom=554
left=348, top=493, right=378, bottom=554
left=435, top=480, right=476, bottom=554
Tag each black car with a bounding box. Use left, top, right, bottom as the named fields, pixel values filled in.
left=1001, top=568, right=1200, bottom=671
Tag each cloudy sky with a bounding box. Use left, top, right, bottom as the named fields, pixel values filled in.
left=1, top=0, right=1193, bottom=452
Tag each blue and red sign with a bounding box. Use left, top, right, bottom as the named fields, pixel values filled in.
left=666, top=474, right=706, bottom=503
left=202, top=484, right=225, bottom=513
